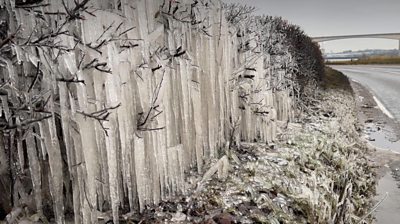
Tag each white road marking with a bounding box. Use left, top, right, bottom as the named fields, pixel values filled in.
left=373, top=95, right=395, bottom=119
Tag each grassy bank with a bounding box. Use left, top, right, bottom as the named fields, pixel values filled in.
left=322, top=66, right=353, bottom=93
left=327, top=55, right=400, bottom=65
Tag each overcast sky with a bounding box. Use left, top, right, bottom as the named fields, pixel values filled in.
left=223, top=0, right=400, bottom=53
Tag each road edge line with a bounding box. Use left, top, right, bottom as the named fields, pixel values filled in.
left=373, top=95, right=395, bottom=119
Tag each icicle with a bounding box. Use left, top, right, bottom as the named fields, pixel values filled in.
left=70, top=129, right=85, bottom=224
left=0, top=56, right=16, bottom=85
left=105, top=124, right=120, bottom=223
left=134, top=136, right=147, bottom=211
left=14, top=45, right=25, bottom=64
left=37, top=122, right=48, bottom=160
left=38, top=77, right=65, bottom=224
left=58, top=82, right=82, bottom=223
left=104, top=47, right=122, bottom=223
left=42, top=118, right=65, bottom=224
left=0, top=95, right=10, bottom=122
left=75, top=70, right=100, bottom=223
left=26, top=129, right=42, bottom=213
left=63, top=52, right=78, bottom=75
left=0, top=133, right=7, bottom=176
left=16, top=137, right=24, bottom=172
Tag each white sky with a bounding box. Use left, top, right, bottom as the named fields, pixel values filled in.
left=223, top=0, right=400, bottom=53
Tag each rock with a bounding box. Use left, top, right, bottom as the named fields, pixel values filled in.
left=362, top=104, right=373, bottom=108
left=366, top=136, right=375, bottom=141
left=365, top=119, right=374, bottom=123
left=171, top=211, right=187, bottom=222
left=213, top=213, right=234, bottom=224
left=202, top=218, right=218, bottom=224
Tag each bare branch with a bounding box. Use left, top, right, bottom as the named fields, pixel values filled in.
left=27, top=62, right=41, bottom=92
left=82, top=58, right=112, bottom=73
left=118, top=26, right=136, bottom=37
left=15, top=3, right=50, bottom=9
left=138, top=71, right=165, bottom=129
left=78, top=103, right=121, bottom=135
left=56, top=77, right=85, bottom=85
left=3, top=115, right=52, bottom=131
left=0, top=26, right=21, bottom=49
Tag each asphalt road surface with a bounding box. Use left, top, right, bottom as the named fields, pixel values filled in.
left=332, top=65, right=400, bottom=120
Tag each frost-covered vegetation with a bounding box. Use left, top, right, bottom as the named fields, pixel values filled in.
left=135, top=87, right=376, bottom=224
left=223, top=3, right=325, bottom=97
left=0, top=0, right=343, bottom=223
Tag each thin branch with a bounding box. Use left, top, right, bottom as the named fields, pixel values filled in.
left=357, top=192, right=388, bottom=224
left=138, top=127, right=165, bottom=132
left=15, top=3, right=50, bottom=8
left=82, top=58, right=112, bottom=73
left=28, top=62, right=41, bottom=92
left=96, top=22, right=115, bottom=42
left=138, top=71, right=165, bottom=128
left=4, top=115, right=52, bottom=130
left=118, top=26, right=136, bottom=37
left=114, top=22, right=123, bottom=33
left=0, top=26, right=21, bottom=49
left=56, top=77, right=85, bottom=85
left=78, top=103, right=121, bottom=135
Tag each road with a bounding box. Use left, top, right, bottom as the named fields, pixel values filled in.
left=332, top=65, right=400, bottom=224
left=332, top=65, right=400, bottom=120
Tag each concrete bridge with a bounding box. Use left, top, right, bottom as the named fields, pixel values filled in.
left=312, top=33, right=400, bottom=50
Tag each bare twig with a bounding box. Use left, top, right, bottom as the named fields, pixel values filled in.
left=27, top=62, right=41, bottom=92
left=63, top=0, right=91, bottom=21
left=4, top=115, right=52, bottom=130
left=78, top=103, right=121, bottom=135
left=357, top=192, right=388, bottom=224
left=118, top=26, right=136, bottom=37
left=96, top=22, right=115, bottom=42
left=15, top=3, right=50, bottom=9
left=0, top=26, right=21, bottom=49
left=138, top=71, right=165, bottom=128
left=82, top=58, right=112, bottom=73
left=139, top=127, right=165, bottom=132
left=56, top=77, right=85, bottom=85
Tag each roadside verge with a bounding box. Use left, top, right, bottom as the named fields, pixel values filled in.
left=133, top=70, right=377, bottom=223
